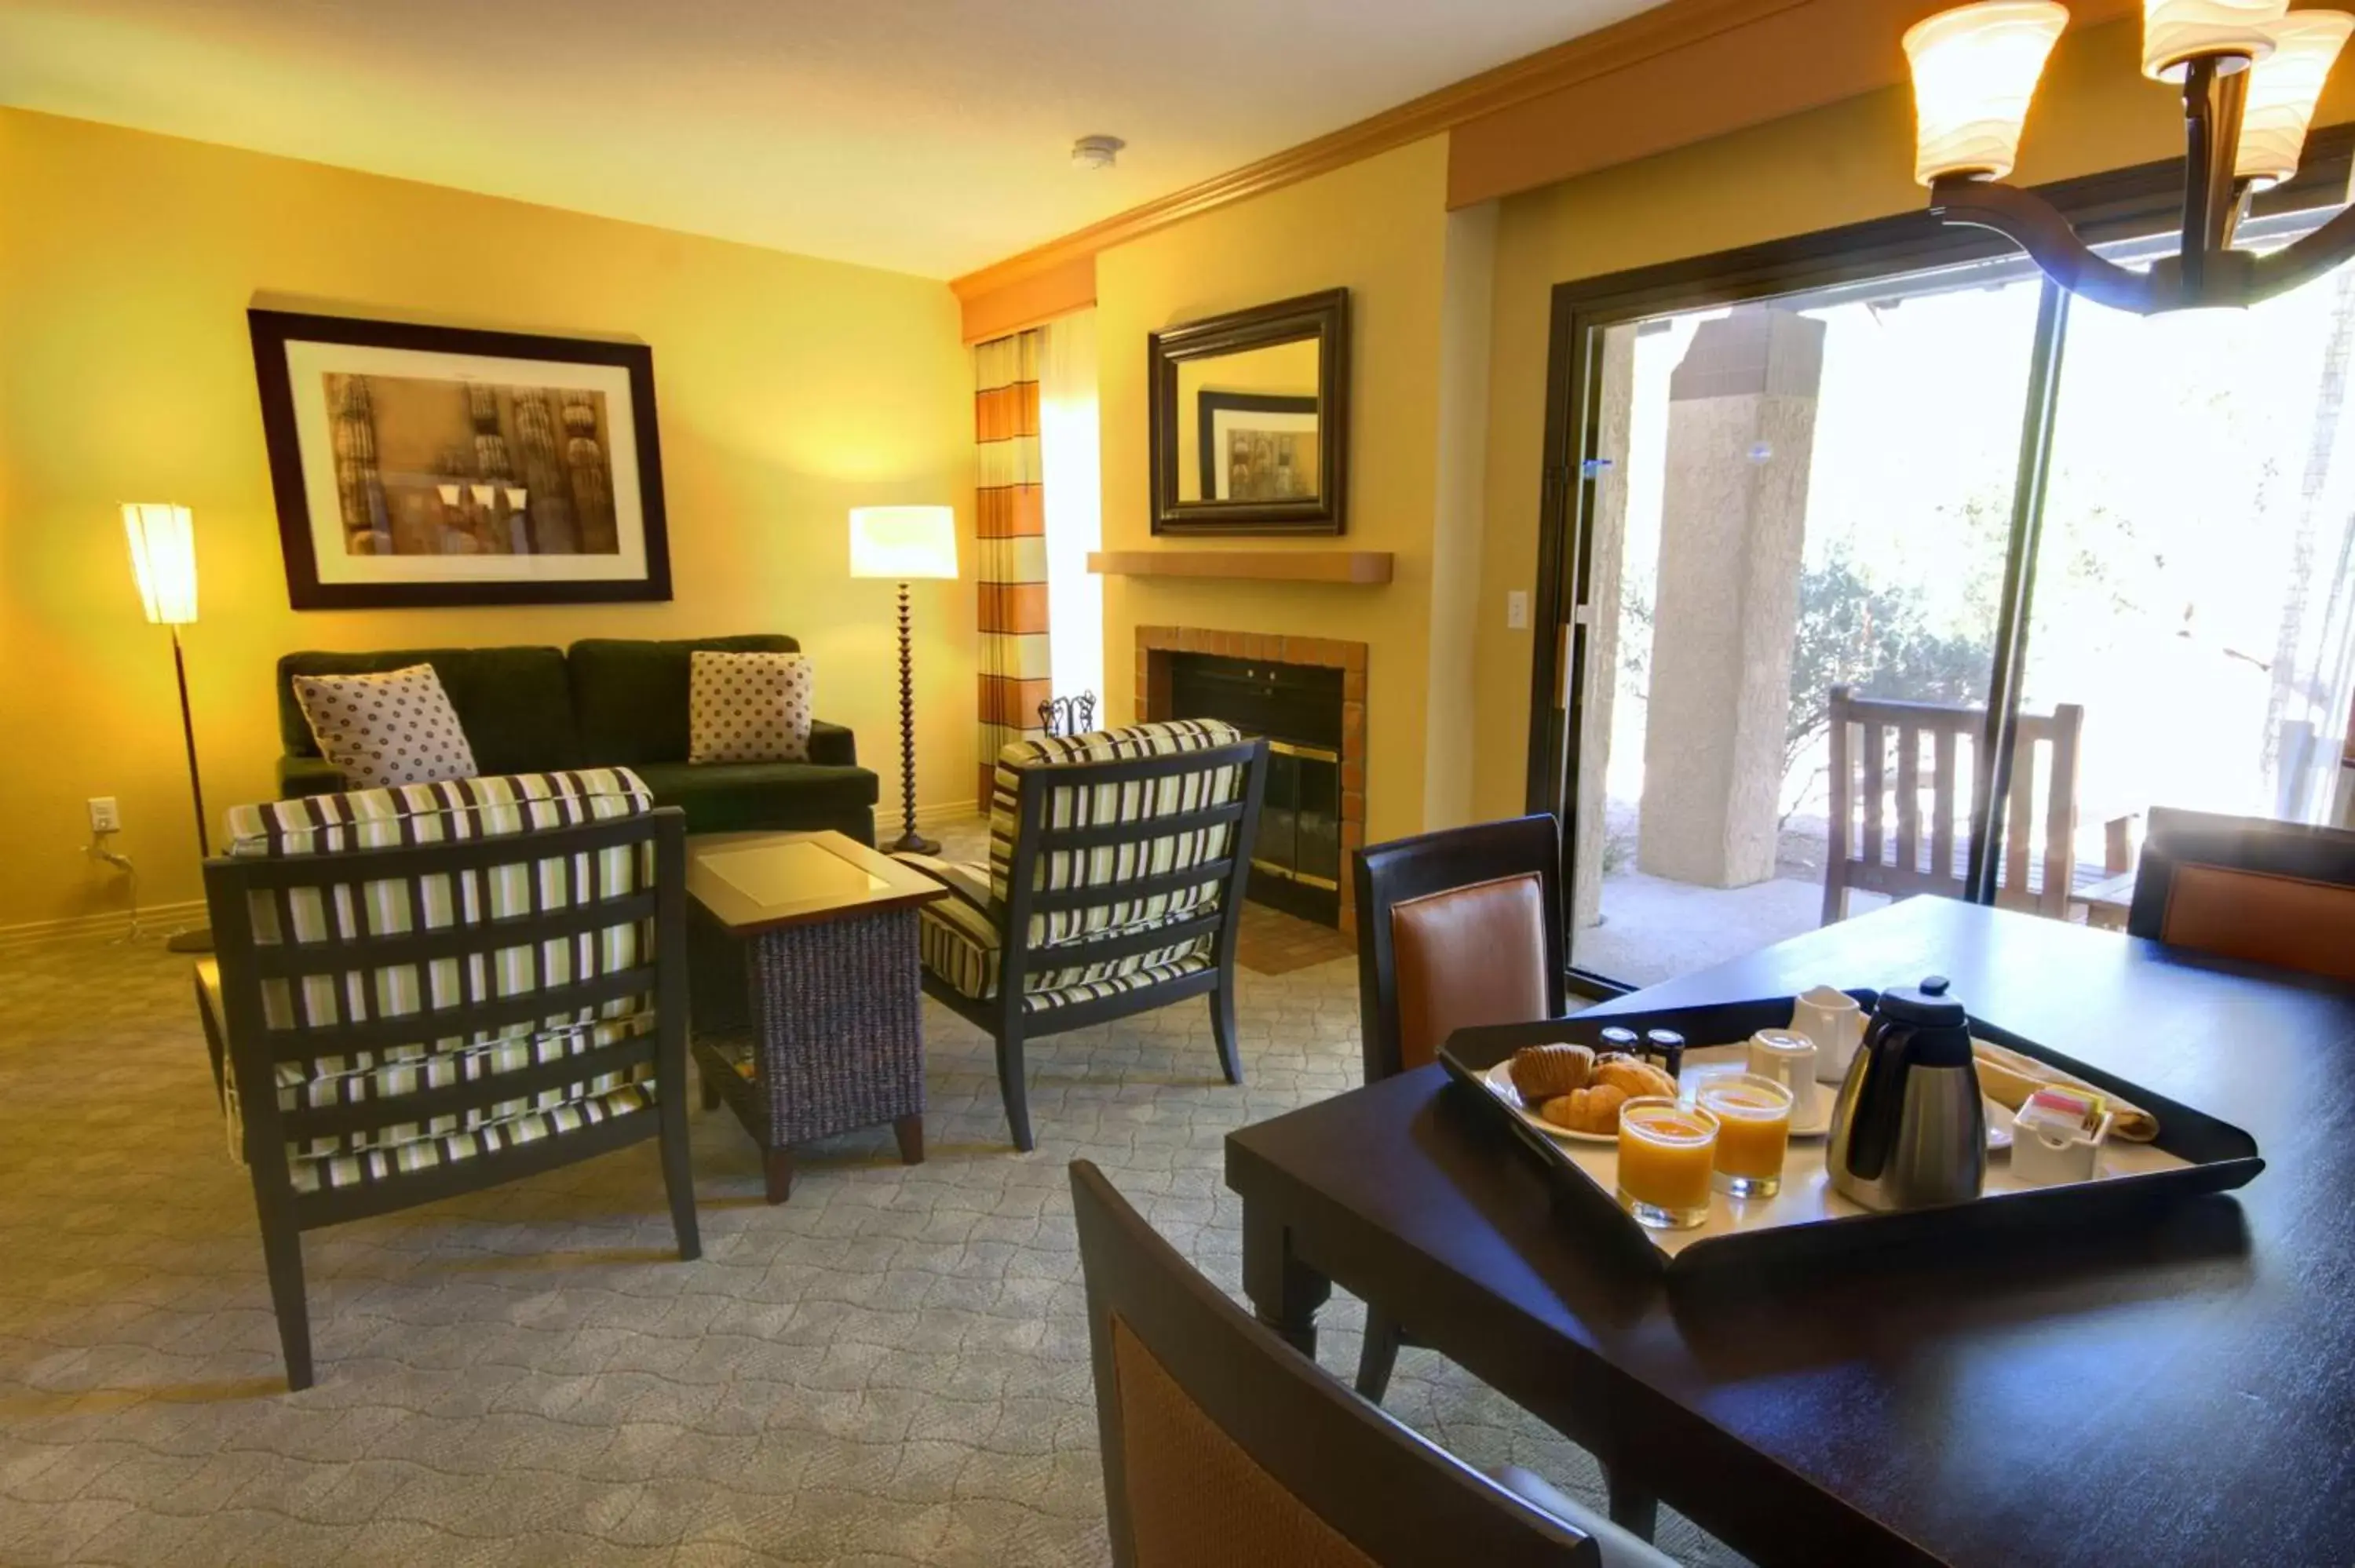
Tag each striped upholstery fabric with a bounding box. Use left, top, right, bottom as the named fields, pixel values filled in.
left=220, top=770, right=663, bottom=1191
left=906, top=721, right=1243, bottom=1011
left=976, top=327, right=1051, bottom=805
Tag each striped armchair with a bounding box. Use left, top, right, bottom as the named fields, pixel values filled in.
left=900, top=720, right=1269, bottom=1150
left=193, top=769, right=698, bottom=1390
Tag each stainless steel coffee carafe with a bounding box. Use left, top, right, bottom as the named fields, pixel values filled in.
left=1824, top=975, right=1985, bottom=1212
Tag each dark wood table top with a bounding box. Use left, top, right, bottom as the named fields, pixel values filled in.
left=1225, top=897, right=2355, bottom=1567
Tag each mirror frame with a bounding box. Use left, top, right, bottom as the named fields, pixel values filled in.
left=1149, top=288, right=1349, bottom=536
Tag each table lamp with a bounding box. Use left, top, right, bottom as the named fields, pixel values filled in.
left=849, top=505, right=959, bottom=855
left=123, top=503, right=212, bottom=953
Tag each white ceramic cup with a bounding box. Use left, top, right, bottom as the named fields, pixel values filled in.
left=1792, top=985, right=1866, bottom=1085
left=1746, top=1030, right=1820, bottom=1121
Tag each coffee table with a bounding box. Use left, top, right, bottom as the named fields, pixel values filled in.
left=685, top=830, right=947, bottom=1203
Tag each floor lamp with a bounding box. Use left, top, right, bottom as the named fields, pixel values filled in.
left=123, top=503, right=212, bottom=954
left=849, top=505, right=959, bottom=857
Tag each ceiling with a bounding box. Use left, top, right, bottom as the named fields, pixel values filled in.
left=0, top=0, right=1663, bottom=280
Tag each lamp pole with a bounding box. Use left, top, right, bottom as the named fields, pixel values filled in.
left=889, top=579, right=938, bottom=856
left=171, top=625, right=210, bottom=863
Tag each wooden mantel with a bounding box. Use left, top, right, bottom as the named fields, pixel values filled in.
left=1087, top=549, right=1394, bottom=585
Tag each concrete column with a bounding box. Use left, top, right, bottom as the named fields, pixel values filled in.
left=1572, top=324, right=1635, bottom=930
left=1637, top=307, right=1824, bottom=888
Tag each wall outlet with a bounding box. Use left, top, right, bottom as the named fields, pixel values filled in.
left=1506, top=589, right=1530, bottom=631
left=87, top=797, right=121, bottom=834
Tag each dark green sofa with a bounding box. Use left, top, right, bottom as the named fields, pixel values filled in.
left=275, top=635, right=878, bottom=843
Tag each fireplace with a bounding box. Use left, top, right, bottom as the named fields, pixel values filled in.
left=1137, top=627, right=1367, bottom=932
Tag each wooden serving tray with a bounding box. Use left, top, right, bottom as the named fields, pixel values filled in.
left=1440, top=994, right=2265, bottom=1275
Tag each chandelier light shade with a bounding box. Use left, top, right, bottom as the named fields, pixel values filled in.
left=122, top=502, right=199, bottom=626
left=1906, top=0, right=2355, bottom=312
left=2234, top=10, right=2355, bottom=185
left=2141, top=0, right=2285, bottom=81
left=1904, top=2, right=2072, bottom=184
left=848, top=505, right=958, bottom=581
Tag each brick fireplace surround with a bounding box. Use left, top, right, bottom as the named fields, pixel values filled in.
left=1135, top=625, right=1367, bottom=935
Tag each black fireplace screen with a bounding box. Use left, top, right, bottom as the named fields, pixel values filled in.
left=1167, top=653, right=1343, bottom=926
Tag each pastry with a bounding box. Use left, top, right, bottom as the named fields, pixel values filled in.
left=1542, top=1082, right=1630, bottom=1135
left=1590, top=1052, right=1678, bottom=1101
left=1509, top=1042, right=1595, bottom=1100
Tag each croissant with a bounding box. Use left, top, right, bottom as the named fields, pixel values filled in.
left=1543, top=1082, right=1631, bottom=1135
left=1590, top=1053, right=1678, bottom=1101
left=1509, top=1043, right=1594, bottom=1101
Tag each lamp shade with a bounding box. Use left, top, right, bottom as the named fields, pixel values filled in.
left=122, top=503, right=198, bottom=625
left=2142, top=0, right=2286, bottom=80
left=2234, top=10, right=2353, bottom=184
left=1904, top=2, right=2072, bottom=184
left=849, top=506, right=958, bottom=581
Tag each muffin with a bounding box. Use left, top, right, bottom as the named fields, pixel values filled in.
left=1509, top=1042, right=1595, bottom=1101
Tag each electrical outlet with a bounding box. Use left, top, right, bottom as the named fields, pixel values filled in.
left=87, top=797, right=121, bottom=834
left=1506, top=589, right=1530, bottom=631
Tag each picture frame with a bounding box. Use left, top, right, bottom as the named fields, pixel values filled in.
left=1196, top=392, right=1321, bottom=502
left=249, top=309, right=673, bottom=608
left=1148, top=288, right=1349, bottom=536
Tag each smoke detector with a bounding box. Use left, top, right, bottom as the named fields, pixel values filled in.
left=1071, top=135, right=1125, bottom=170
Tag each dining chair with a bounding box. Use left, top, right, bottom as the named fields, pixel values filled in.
left=1071, top=1160, right=1678, bottom=1568
left=1349, top=813, right=1565, bottom=1399
left=899, top=720, right=1269, bottom=1151
left=2126, top=807, right=2355, bottom=981
left=195, top=769, right=699, bottom=1390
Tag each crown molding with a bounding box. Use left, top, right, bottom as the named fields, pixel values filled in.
left=951, top=0, right=1809, bottom=339
left=951, top=0, right=2149, bottom=342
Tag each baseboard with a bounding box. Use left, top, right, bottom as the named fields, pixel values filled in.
left=0, top=898, right=208, bottom=952
left=913, top=801, right=980, bottom=829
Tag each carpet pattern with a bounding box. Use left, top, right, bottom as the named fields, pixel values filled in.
left=0, top=855, right=1742, bottom=1565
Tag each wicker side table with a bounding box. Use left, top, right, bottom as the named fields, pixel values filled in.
left=685, top=831, right=947, bottom=1203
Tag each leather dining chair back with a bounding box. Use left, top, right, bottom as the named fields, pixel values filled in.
left=1353, top=815, right=1567, bottom=1084
left=1070, top=1160, right=1604, bottom=1568
left=2127, top=808, right=2355, bottom=982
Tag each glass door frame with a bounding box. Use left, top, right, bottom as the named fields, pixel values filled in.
left=1528, top=131, right=2355, bottom=999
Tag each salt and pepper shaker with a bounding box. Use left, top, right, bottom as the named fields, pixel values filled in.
left=1642, top=1028, right=1687, bottom=1081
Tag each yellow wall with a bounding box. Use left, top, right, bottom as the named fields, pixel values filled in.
left=1469, top=16, right=2355, bottom=819
left=1095, top=137, right=1458, bottom=845
left=0, top=109, right=974, bottom=934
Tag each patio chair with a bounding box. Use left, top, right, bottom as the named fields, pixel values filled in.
left=2127, top=807, right=2355, bottom=981
left=899, top=720, right=1269, bottom=1151
left=1820, top=686, right=2083, bottom=923
left=195, top=770, right=698, bottom=1390
left=1071, top=1159, right=1677, bottom=1568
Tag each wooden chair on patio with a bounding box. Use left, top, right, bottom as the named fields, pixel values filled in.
left=1820, top=685, right=2085, bottom=924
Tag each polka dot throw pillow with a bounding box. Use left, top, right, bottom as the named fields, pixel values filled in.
left=291, top=664, right=480, bottom=790
left=689, top=651, right=813, bottom=764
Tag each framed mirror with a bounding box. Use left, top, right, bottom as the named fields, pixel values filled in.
left=1149, top=288, right=1349, bottom=536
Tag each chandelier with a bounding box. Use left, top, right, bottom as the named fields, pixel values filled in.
left=1906, top=0, right=2355, bottom=312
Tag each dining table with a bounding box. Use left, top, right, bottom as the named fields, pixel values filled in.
left=1224, top=895, right=2355, bottom=1566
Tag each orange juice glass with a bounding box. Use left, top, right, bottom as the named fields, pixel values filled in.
left=1615, top=1097, right=1719, bottom=1229
left=1698, top=1074, right=1795, bottom=1198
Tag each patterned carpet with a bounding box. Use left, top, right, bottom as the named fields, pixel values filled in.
left=0, top=844, right=1742, bottom=1566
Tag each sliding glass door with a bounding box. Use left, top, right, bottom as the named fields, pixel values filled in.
left=1562, top=259, right=2049, bottom=986
left=1538, top=188, right=2355, bottom=994
left=2022, top=224, right=2355, bottom=881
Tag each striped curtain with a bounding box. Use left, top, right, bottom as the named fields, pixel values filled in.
left=976, top=329, right=1051, bottom=805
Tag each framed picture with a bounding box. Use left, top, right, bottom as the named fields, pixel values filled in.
left=250, top=309, right=672, bottom=608
left=1197, top=392, right=1321, bottom=502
